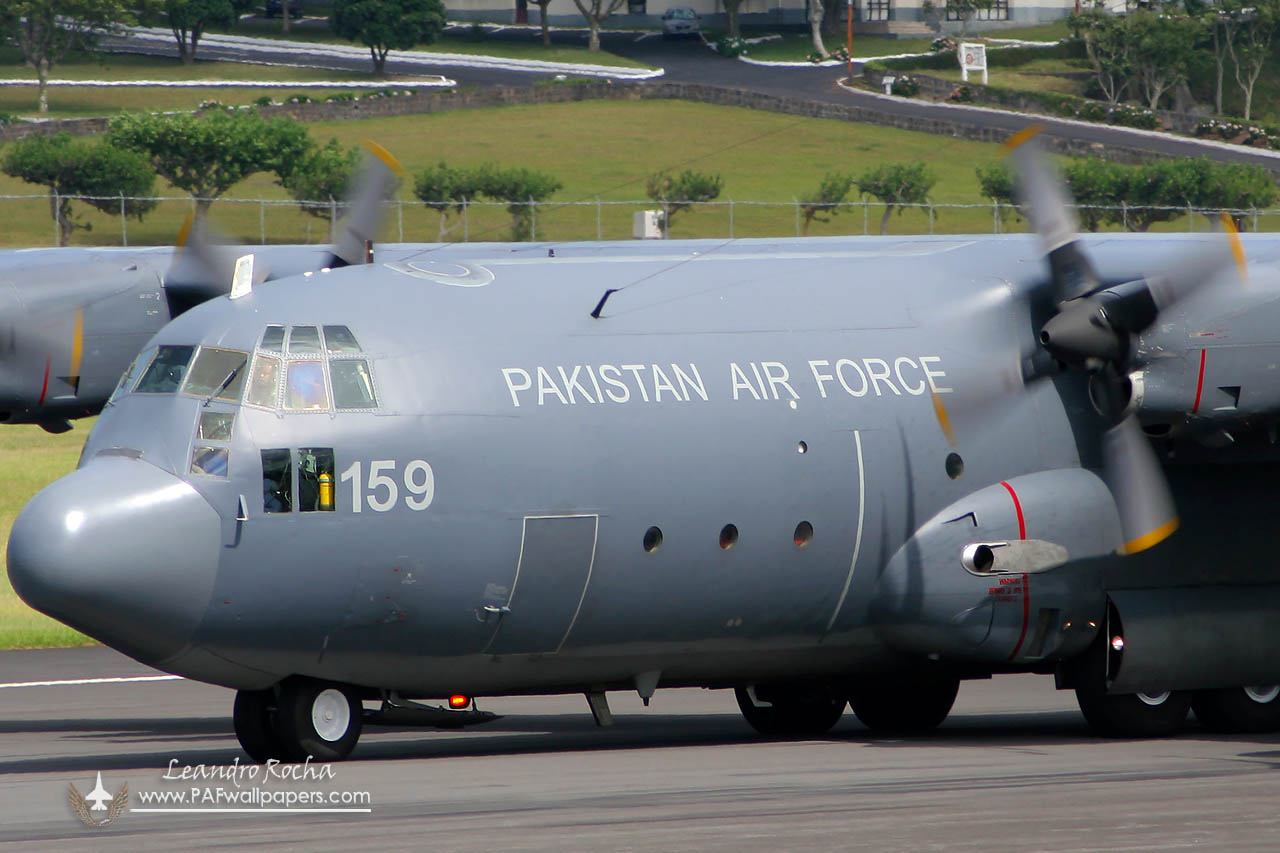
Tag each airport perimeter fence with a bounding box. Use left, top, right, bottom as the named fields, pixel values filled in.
left=5, top=194, right=1280, bottom=247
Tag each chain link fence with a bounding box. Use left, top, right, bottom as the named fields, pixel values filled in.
left=4, top=194, right=1279, bottom=247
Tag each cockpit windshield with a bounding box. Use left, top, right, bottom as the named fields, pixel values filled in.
left=182, top=347, right=248, bottom=401
left=135, top=345, right=195, bottom=393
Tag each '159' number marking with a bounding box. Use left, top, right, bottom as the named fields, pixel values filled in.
left=339, top=459, right=435, bottom=513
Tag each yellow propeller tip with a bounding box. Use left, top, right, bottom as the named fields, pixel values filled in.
left=362, top=139, right=406, bottom=179
left=175, top=213, right=195, bottom=249
left=1002, top=124, right=1045, bottom=156
left=1219, top=213, right=1248, bottom=281
left=1117, top=517, right=1179, bottom=556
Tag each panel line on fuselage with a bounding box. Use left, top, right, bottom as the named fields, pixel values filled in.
left=824, top=429, right=866, bottom=634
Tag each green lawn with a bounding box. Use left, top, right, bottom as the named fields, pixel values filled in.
left=730, top=22, right=1070, bottom=63
left=0, top=423, right=93, bottom=649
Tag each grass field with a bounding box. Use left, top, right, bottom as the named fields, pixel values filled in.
left=0, top=423, right=92, bottom=649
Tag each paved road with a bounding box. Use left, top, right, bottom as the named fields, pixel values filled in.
left=3, top=647, right=1279, bottom=850
left=100, top=23, right=1280, bottom=173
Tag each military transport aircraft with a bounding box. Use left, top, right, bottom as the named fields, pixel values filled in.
left=8, top=130, right=1280, bottom=762
left=0, top=143, right=402, bottom=433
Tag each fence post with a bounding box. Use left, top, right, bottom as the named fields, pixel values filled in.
left=463, top=197, right=469, bottom=242
left=596, top=196, right=602, bottom=241
left=260, top=200, right=266, bottom=245
left=729, top=198, right=734, bottom=239
left=993, top=201, right=999, bottom=234
left=928, top=204, right=934, bottom=235
left=53, top=189, right=60, bottom=245
left=398, top=199, right=404, bottom=242
left=1254, top=208, right=1259, bottom=232
left=120, top=193, right=127, bottom=246
left=794, top=199, right=800, bottom=237
left=1187, top=202, right=1193, bottom=231
left=1122, top=201, right=1128, bottom=231
left=530, top=198, right=536, bottom=242
left=863, top=200, right=868, bottom=235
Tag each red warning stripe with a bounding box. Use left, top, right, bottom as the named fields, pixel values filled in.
left=999, top=480, right=1026, bottom=540
left=1000, top=480, right=1031, bottom=660
left=1191, top=349, right=1207, bottom=414
left=37, top=356, right=50, bottom=407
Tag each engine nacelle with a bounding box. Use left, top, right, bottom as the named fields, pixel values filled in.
left=870, top=469, right=1118, bottom=666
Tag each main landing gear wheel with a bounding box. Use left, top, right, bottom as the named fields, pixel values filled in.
left=233, top=689, right=288, bottom=763
left=1075, top=686, right=1191, bottom=738
left=847, top=673, right=959, bottom=734
left=273, top=679, right=363, bottom=762
left=1192, top=685, right=1280, bottom=733
left=735, top=685, right=846, bottom=735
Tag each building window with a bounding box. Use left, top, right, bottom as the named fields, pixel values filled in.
left=947, top=0, right=1009, bottom=21
left=866, top=0, right=891, bottom=21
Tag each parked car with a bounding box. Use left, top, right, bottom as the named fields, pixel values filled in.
left=264, top=0, right=303, bottom=18
left=661, top=7, right=699, bottom=38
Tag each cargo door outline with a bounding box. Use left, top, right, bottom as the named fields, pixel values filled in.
left=484, top=514, right=599, bottom=656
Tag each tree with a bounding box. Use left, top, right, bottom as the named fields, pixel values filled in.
left=1, top=132, right=156, bottom=246
left=278, top=138, right=360, bottom=236
left=474, top=165, right=562, bottom=241
left=799, top=172, right=855, bottom=235
left=153, top=0, right=256, bottom=66
left=1128, top=5, right=1204, bottom=110
left=1071, top=3, right=1134, bottom=105
left=413, top=162, right=487, bottom=241
left=806, top=0, right=827, bottom=58
left=108, top=109, right=313, bottom=216
left=329, top=0, right=446, bottom=74
left=532, top=0, right=553, bottom=46
left=1062, top=158, right=1135, bottom=231
left=723, top=0, right=745, bottom=39
left=645, top=169, right=723, bottom=238
left=1224, top=0, right=1280, bottom=120
left=856, top=162, right=935, bottom=235
left=0, top=1, right=131, bottom=113
left=571, top=0, right=625, bottom=52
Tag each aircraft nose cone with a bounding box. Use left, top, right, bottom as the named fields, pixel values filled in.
left=7, top=456, right=221, bottom=664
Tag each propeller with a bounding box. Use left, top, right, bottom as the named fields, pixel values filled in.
left=160, top=140, right=406, bottom=314
left=939, top=125, right=1247, bottom=555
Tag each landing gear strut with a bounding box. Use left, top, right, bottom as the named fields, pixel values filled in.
left=735, top=684, right=846, bottom=735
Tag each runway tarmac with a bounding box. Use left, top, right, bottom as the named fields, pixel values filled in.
left=2, top=647, right=1278, bottom=850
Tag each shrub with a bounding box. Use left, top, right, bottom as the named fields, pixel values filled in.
left=716, top=36, right=746, bottom=57
left=891, top=75, right=920, bottom=97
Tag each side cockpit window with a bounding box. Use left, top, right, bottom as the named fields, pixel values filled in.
left=323, top=325, right=361, bottom=354
left=260, top=325, right=285, bottom=352
left=135, top=345, right=194, bottom=393
left=298, top=448, right=335, bottom=512
left=262, top=448, right=292, bottom=513
left=245, top=355, right=281, bottom=409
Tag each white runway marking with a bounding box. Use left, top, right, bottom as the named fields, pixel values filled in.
left=0, top=675, right=182, bottom=689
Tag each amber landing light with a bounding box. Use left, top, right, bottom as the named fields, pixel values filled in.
left=449, top=695, right=469, bottom=709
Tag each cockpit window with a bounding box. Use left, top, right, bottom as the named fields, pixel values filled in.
left=262, top=448, right=292, bottom=513
left=331, top=359, right=377, bottom=409
left=135, top=345, right=195, bottom=393
left=190, top=446, right=228, bottom=478
left=245, top=355, right=281, bottom=409
left=182, top=347, right=248, bottom=401
left=109, top=346, right=153, bottom=404
left=323, top=325, right=361, bottom=354
left=288, top=326, right=322, bottom=353
left=198, top=411, right=235, bottom=441
left=260, top=325, right=285, bottom=352
left=285, top=361, right=329, bottom=410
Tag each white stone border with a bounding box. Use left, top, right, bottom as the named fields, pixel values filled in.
left=116, top=25, right=664, bottom=80
left=833, top=76, right=1280, bottom=162
left=0, top=78, right=455, bottom=88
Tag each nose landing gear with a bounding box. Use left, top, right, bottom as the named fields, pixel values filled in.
left=233, top=679, right=363, bottom=763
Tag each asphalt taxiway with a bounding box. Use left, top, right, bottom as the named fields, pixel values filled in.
left=2, top=647, right=1278, bottom=850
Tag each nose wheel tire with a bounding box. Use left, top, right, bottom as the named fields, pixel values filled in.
left=735, top=685, right=846, bottom=735
left=1192, top=685, right=1280, bottom=733
left=273, top=679, right=363, bottom=762
left=233, top=689, right=288, bottom=763
left=847, top=673, right=959, bottom=734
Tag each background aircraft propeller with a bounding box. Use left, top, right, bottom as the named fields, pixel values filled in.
left=161, top=140, right=405, bottom=314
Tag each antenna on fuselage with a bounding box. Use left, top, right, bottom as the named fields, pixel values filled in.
left=590, top=288, right=619, bottom=319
